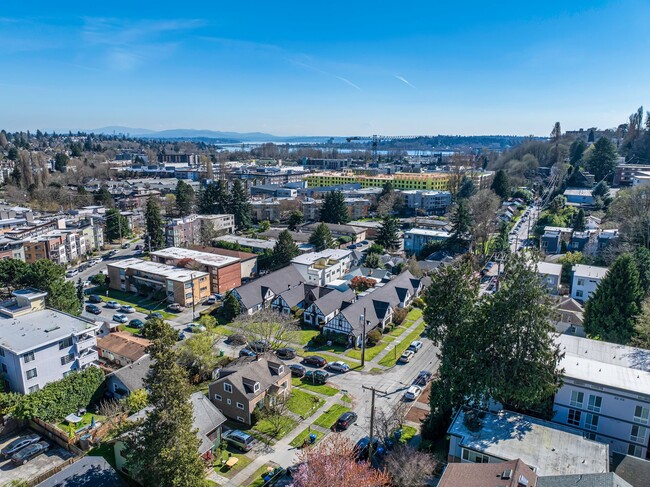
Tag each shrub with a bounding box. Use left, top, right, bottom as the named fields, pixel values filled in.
left=392, top=307, right=408, bottom=325
left=367, top=329, right=382, bottom=345
left=349, top=276, right=376, bottom=293
left=411, top=297, right=425, bottom=309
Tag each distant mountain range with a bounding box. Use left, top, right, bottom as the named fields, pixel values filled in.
left=88, top=126, right=336, bottom=143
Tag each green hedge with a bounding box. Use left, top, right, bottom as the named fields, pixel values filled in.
left=13, top=367, right=105, bottom=423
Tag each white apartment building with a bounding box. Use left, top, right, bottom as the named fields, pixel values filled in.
left=0, top=289, right=100, bottom=394
left=290, top=249, right=352, bottom=286
left=553, top=334, right=650, bottom=459
left=571, top=264, right=608, bottom=302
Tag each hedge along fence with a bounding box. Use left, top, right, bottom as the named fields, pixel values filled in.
left=13, top=367, right=105, bottom=423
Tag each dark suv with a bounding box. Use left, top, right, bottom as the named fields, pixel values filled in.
left=303, top=355, right=327, bottom=368
left=354, top=436, right=379, bottom=461
left=336, top=412, right=358, bottom=430
left=85, top=304, right=102, bottom=315
left=88, top=294, right=103, bottom=303
left=249, top=340, right=271, bottom=353
left=276, top=347, right=296, bottom=360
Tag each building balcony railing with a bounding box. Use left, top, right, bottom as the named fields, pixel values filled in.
left=75, top=336, right=97, bottom=353
left=77, top=349, right=99, bottom=368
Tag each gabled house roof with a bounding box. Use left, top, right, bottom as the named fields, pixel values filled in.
left=234, top=266, right=304, bottom=310
left=97, top=332, right=151, bottom=362
left=275, top=283, right=307, bottom=309
left=190, top=392, right=227, bottom=455
left=212, top=354, right=291, bottom=401
left=106, top=354, right=152, bottom=393
left=439, top=458, right=538, bottom=487
left=310, top=288, right=356, bottom=317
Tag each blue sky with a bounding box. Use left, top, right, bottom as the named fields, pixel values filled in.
left=1, top=1, right=650, bottom=136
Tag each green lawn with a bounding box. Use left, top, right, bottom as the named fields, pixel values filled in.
left=57, top=412, right=107, bottom=434
left=405, top=308, right=423, bottom=322
left=306, top=341, right=349, bottom=354
left=245, top=464, right=282, bottom=487
left=216, top=449, right=254, bottom=478
left=213, top=325, right=235, bottom=336
left=345, top=339, right=391, bottom=361
left=253, top=416, right=298, bottom=440
left=313, top=404, right=351, bottom=429
left=291, top=377, right=339, bottom=396
left=399, top=425, right=418, bottom=443
left=289, top=427, right=326, bottom=448
left=388, top=325, right=407, bottom=337
left=118, top=325, right=141, bottom=335
left=287, top=389, right=325, bottom=418
left=378, top=322, right=426, bottom=368
left=87, top=442, right=116, bottom=469
left=292, top=329, right=320, bottom=346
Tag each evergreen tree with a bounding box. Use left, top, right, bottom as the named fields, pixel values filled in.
left=76, top=278, right=84, bottom=308
left=320, top=191, right=350, bottom=224
left=376, top=215, right=400, bottom=251
left=175, top=180, right=195, bottom=216
left=272, top=230, right=300, bottom=268
left=222, top=292, right=241, bottom=321
left=105, top=208, right=129, bottom=242
left=457, top=177, right=477, bottom=199
left=491, top=169, right=511, bottom=200
left=288, top=210, right=304, bottom=230
left=197, top=181, right=228, bottom=214
left=145, top=197, right=165, bottom=251
left=229, top=180, right=252, bottom=230
left=573, top=208, right=586, bottom=232
left=569, top=139, right=587, bottom=166
left=124, top=322, right=206, bottom=487
left=490, top=222, right=510, bottom=253
left=54, top=153, right=70, bottom=172
left=587, top=137, right=618, bottom=181
left=308, top=223, right=334, bottom=251
left=449, top=199, right=472, bottom=250
left=584, top=254, right=642, bottom=344
left=634, top=246, right=650, bottom=296
left=95, top=186, right=114, bottom=207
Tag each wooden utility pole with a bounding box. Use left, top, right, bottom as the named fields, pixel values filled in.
left=362, top=385, right=388, bottom=461
left=360, top=308, right=368, bottom=367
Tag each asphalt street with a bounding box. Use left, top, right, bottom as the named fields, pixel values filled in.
left=509, top=203, right=540, bottom=252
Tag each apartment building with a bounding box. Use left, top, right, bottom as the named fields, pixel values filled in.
left=344, top=198, right=371, bottom=220
left=571, top=264, right=608, bottom=302
left=3, top=218, right=65, bottom=240
left=165, top=214, right=235, bottom=247
left=401, top=190, right=452, bottom=215
left=150, top=247, right=242, bottom=294
left=290, top=249, right=352, bottom=286
left=23, top=234, right=67, bottom=264
left=106, top=258, right=211, bottom=306
left=0, top=289, right=100, bottom=394
left=404, top=228, right=452, bottom=255
left=554, top=334, right=650, bottom=459
left=614, top=163, right=650, bottom=186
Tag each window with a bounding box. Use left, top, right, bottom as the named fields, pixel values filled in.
left=224, top=383, right=232, bottom=393
left=461, top=449, right=489, bottom=463
left=1, top=364, right=6, bottom=373
left=59, top=337, right=73, bottom=350
left=227, top=399, right=231, bottom=405
left=587, top=395, right=602, bottom=412
left=214, top=394, right=222, bottom=401
left=628, top=444, right=642, bottom=457
left=0, top=347, right=5, bottom=357
left=237, top=416, right=245, bottom=422
left=585, top=432, right=596, bottom=440
left=60, top=353, right=75, bottom=366
left=26, top=368, right=38, bottom=380
left=576, top=290, right=584, bottom=298
left=28, top=385, right=39, bottom=394
left=585, top=414, right=599, bottom=431
left=253, top=382, right=260, bottom=393
left=237, top=402, right=245, bottom=410
left=577, top=279, right=585, bottom=286
left=634, top=406, right=649, bottom=424
left=570, top=391, right=584, bottom=408
left=568, top=409, right=581, bottom=426
left=631, top=425, right=647, bottom=443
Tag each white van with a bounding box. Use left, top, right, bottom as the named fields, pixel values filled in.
left=65, top=269, right=79, bottom=278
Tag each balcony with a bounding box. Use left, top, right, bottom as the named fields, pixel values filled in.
left=75, top=335, right=97, bottom=353
left=77, top=349, right=99, bottom=368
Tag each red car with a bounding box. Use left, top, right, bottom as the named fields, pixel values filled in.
left=302, top=355, right=327, bottom=368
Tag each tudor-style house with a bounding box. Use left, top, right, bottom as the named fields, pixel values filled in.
left=303, top=287, right=356, bottom=327
left=231, top=266, right=304, bottom=314
left=323, top=271, right=425, bottom=346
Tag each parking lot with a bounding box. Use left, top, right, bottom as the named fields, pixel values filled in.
left=0, top=431, right=75, bottom=485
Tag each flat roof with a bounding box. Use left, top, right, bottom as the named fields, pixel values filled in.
left=556, top=334, right=650, bottom=396
left=216, top=235, right=276, bottom=250
left=151, top=247, right=239, bottom=268
left=0, top=309, right=99, bottom=354
left=564, top=188, right=594, bottom=196
left=572, top=264, right=608, bottom=279
left=107, top=258, right=209, bottom=282
left=405, top=228, right=452, bottom=237
left=291, top=249, right=351, bottom=265
left=449, top=409, right=608, bottom=477
left=537, top=262, right=562, bottom=276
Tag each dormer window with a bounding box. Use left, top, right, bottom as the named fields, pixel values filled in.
left=224, top=383, right=232, bottom=393
left=278, top=365, right=284, bottom=375
left=253, top=382, right=260, bottom=393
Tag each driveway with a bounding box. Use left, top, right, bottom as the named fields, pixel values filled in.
left=0, top=432, right=75, bottom=485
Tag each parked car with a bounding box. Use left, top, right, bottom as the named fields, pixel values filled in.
left=146, top=312, right=163, bottom=320
left=121, top=243, right=130, bottom=249
left=276, top=347, right=296, bottom=360
left=239, top=347, right=257, bottom=357
left=167, top=303, right=183, bottom=312
left=407, top=341, right=423, bottom=353
left=413, top=370, right=434, bottom=386
left=403, top=385, right=422, bottom=401
left=398, top=350, right=415, bottom=363
left=326, top=361, right=350, bottom=373
left=354, top=436, right=379, bottom=461
left=289, top=364, right=306, bottom=378
left=177, top=331, right=186, bottom=341
left=304, top=370, right=329, bottom=384
left=303, top=355, right=327, bottom=368
left=11, top=441, right=49, bottom=465
left=65, top=269, right=79, bottom=278
left=119, top=305, right=135, bottom=313
left=1, top=434, right=41, bottom=458
left=105, top=300, right=120, bottom=309
left=223, top=430, right=255, bottom=452
left=185, top=323, right=206, bottom=333
left=336, top=412, right=358, bottom=430
left=129, top=319, right=144, bottom=329
left=88, top=294, right=103, bottom=303
left=135, top=244, right=143, bottom=250
left=347, top=244, right=357, bottom=250
left=286, top=463, right=305, bottom=477
left=85, top=304, right=101, bottom=315
left=249, top=340, right=271, bottom=353
left=113, top=314, right=128, bottom=324
left=203, top=296, right=216, bottom=305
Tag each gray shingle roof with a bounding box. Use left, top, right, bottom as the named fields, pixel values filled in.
left=212, top=354, right=291, bottom=401
left=107, top=355, right=152, bottom=393
left=190, top=392, right=227, bottom=455
left=538, top=473, right=633, bottom=487
left=235, top=266, right=304, bottom=310
left=36, top=456, right=127, bottom=487
left=311, top=287, right=356, bottom=316
left=611, top=453, right=650, bottom=487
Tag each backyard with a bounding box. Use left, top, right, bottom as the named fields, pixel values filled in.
left=57, top=412, right=107, bottom=436
left=215, top=447, right=254, bottom=478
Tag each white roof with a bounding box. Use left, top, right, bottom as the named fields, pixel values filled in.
left=537, top=262, right=562, bottom=276
left=107, top=258, right=208, bottom=282
left=150, top=247, right=239, bottom=268
left=216, top=235, right=276, bottom=250
left=291, top=249, right=351, bottom=265
left=556, top=334, right=650, bottom=396
left=572, top=264, right=608, bottom=279
left=405, top=228, right=452, bottom=238
left=564, top=188, right=594, bottom=197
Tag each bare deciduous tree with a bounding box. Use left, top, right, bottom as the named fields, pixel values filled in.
left=373, top=401, right=409, bottom=447
left=469, top=189, right=501, bottom=254
left=231, top=309, right=298, bottom=349
left=385, top=444, right=438, bottom=487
